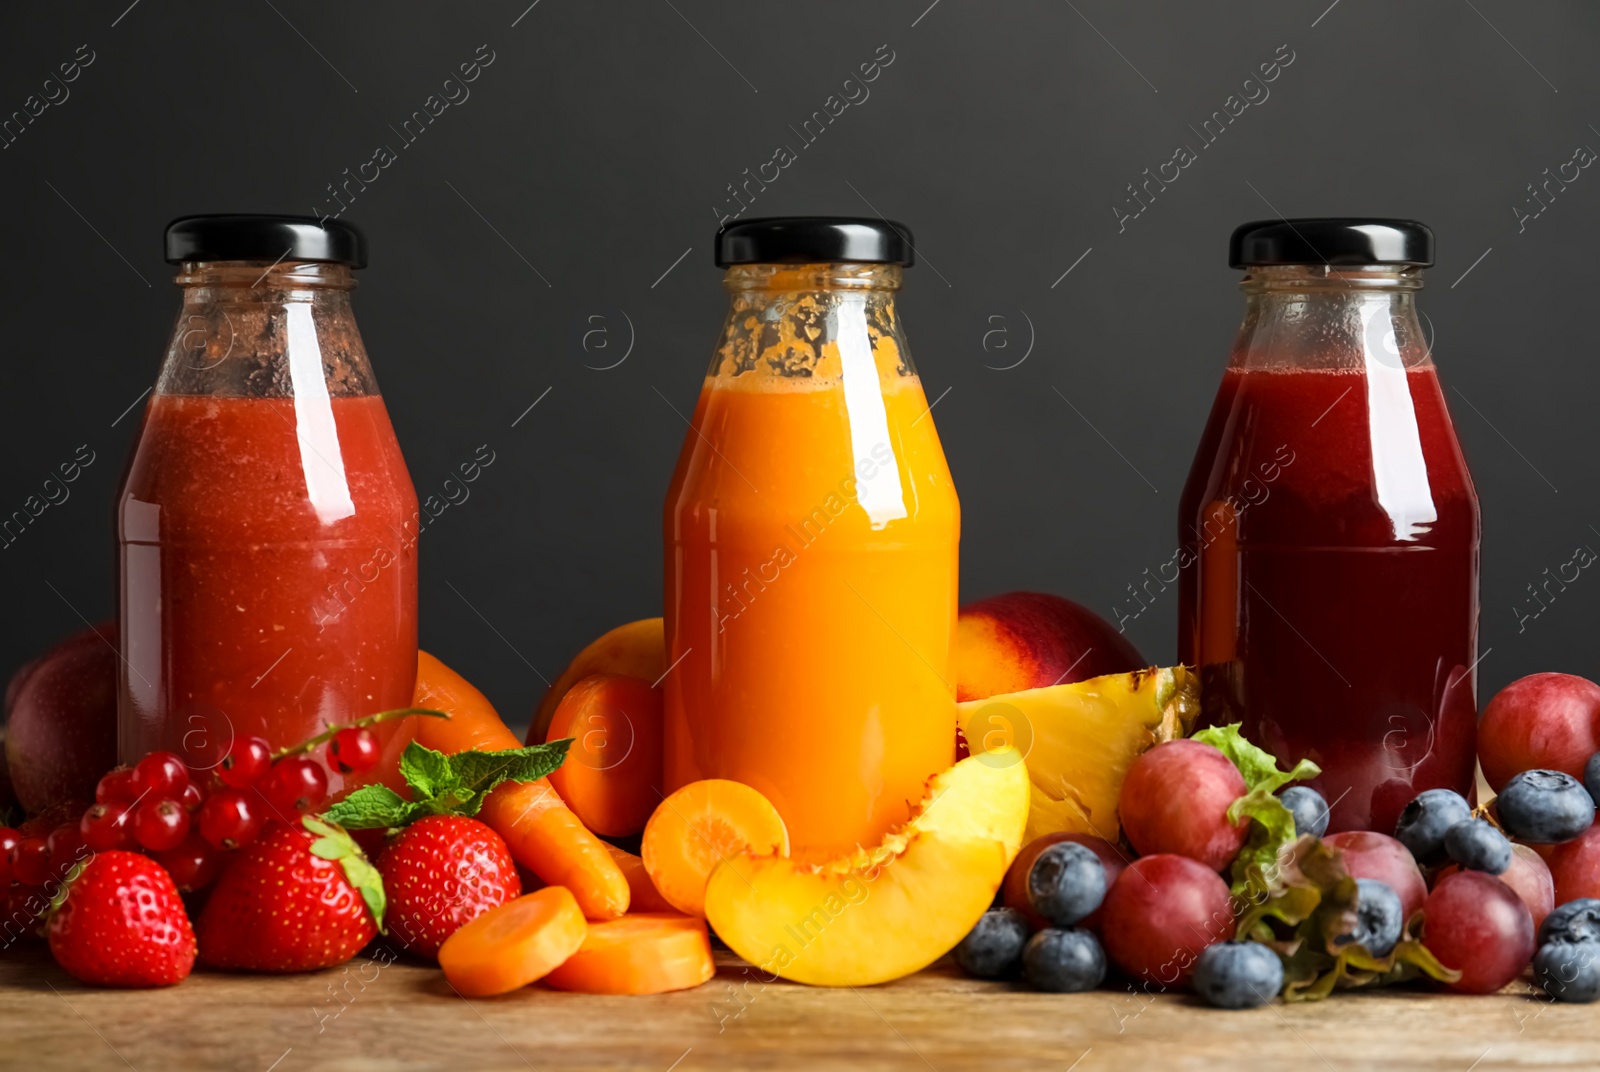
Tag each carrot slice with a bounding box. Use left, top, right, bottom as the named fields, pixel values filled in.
left=604, top=844, right=676, bottom=914
left=543, top=913, right=715, bottom=995
left=438, top=887, right=587, bottom=997
left=641, top=780, right=789, bottom=918
left=413, top=651, right=631, bottom=921
left=546, top=674, right=663, bottom=838
left=480, top=780, right=631, bottom=920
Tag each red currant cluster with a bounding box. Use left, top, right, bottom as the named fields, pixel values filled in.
left=0, top=725, right=381, bottom=898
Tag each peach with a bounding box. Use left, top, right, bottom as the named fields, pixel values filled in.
left=956, top=592, right=1146, bottom=703
left=6, top=622, right=118, bottom=814
left=529, top=618, right=665, bottom=745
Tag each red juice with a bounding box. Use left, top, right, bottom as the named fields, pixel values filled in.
left=1179, top=364, right=1479, bottom=833
left=119, top=393, right=418, bottom=784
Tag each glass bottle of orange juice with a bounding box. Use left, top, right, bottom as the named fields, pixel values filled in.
left=663, top=217, right=959, bottom=859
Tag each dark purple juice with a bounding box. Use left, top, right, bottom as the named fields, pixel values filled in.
left=1179, top=364, right=1479, bottom=833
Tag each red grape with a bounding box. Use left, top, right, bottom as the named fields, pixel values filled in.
left=79, top=802, right=134, bottom=852
left=1437, top=843, right=1554, bottom=932
left=1004, top=833, right=1127, bottom=932
left=259, top=757, right=328, bottom=818
left=1118, top=740, right=1249, bottom=871
left=1423, top=870, right=1534, bottom=993
left=95, top=767, right=137, bottom=805
left=1099, top=854, right=1235, bottom=986
left=153, top=832, right=222, bottom=892
left=1479, top=673, right=1600, bottom=791
left=327, top=727, right=380, bottom=774
left=131, top=751, right=190, bottom=799
left=132, top=797, right=190, bottom=852
left=217, top=737, right=274, bottom=789
left=1324, top=831, right=1428, bottom=921
left=197, top=789, right=265, bottom=850
left=1547, top=822, right=1600, bottom=905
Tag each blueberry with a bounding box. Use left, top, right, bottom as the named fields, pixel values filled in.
left=1443, top=818, right=1512, bottom=874
left=1534, top=942, right=1600, bottom=1003
left=1394, top=788, right=1473, bottom=865
left=1279, top=785, right=1330, bottom=838
left=1539, top=899, right=1600, bottom=946
left=1332, top=878, right=1403, bottom=958
left=954, top=908, right=1030, bottom=979
left=1022, top=928, right=1106, bottom=993
left=1026, top=842, right=1107, bottom=927
left=1192, top=941, right=1284, bottom=1009
left=1585, top=752, right=1600, bottom=809
left=1497, top=769, right=1596, bottom=843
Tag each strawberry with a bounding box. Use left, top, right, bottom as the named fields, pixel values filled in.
left=196, top=818, right=384, bottom=972
left=47, top=851, right=196, bottom=987
left=377, top=815, right=521, bottom=958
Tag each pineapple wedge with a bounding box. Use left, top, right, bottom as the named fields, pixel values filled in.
left=958, top=666, right=1198, bottom=844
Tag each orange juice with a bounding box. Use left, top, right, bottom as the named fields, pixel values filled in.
left=663, top=256, right=959, bottom=858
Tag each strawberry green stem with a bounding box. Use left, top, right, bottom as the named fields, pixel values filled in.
left=273, top=708, right=451, bottom=761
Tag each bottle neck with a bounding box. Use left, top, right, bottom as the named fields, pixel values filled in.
left=1231, top=264, right=1432, bottom=372
left=159, top=260, right=375, bottom=398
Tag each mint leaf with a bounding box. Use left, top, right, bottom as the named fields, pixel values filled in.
left=303, top=816, right=387, bottom=932
left=400, top=743, right=457, bottom=799
left=321, top=784, right=420, bottom=831
left=1192, top=723, right=1320, bottom=900
left=441, top=739, right=572, bottom=813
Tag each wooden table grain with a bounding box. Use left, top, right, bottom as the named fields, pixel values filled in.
left=0, top=945, right=1593, bottom=1072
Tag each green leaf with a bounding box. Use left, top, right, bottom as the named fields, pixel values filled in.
left=320, top=784, right=420, bottom=831
left=303, top=816, right=387, bottom=932
left=400, top=743, right=457, bottom=800
left=1192, top=723, right=1321, bottom=900
left=440, top=739, right=572, bottom=814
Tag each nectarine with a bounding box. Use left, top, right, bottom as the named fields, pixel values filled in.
left=956, top=592, right=1146, bottom=703
left=6, top=622, right=118, bottom=814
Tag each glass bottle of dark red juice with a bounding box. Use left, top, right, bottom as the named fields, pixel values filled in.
left=118, top=216, right=418, bottom=788
left=1178, top=219, right=1479, bottom=834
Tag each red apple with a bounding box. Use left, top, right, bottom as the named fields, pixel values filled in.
left=1478, top=673, right=1600, bottom=791
left=956, top=591, right=1147, bottom=702
left=1324, top=830, right=1428, bottom=921
left=5, top=622, right=118, bottom=814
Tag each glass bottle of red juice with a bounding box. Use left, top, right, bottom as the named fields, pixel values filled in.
left=1178, top=219, right=1479, bottom=834
left=118, top=216, right=419, bottom=788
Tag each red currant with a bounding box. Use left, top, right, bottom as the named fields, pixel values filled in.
left=131, top=751, right=190, bottom=799
left=327, top=727, right=380, bottom=774
left=132, top=797, right=190, bottom=852
left=46, top=824, right=88, bottom=881
left=79, top=803, right=134, bottom=852
left=11, top=837, right=50, bottom=886
left=260, top=757, right=329, bottom=818
left=218, top=737, right=274, bottom=789
left=198, top=789, right=264, bottom=850
left=95, top=766, right=138, bottom=805
left=153, top=832, right=222, bottom=892
left=179, top=782, right=205, bottom=812
left=0, top=827, right=20, bottom=885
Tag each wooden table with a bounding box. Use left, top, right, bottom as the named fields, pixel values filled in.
left=1, top=944, right=1593, bottom=1071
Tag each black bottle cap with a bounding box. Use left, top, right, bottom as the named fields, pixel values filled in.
left=1229, top=218, right=1433, bottom=269
left=164, top=214, right=368, bottom=268
left=715, top=216, right=914, bottom=268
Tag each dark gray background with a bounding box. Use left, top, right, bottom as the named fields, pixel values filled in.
left=0, top=0, right=1594, bottom=725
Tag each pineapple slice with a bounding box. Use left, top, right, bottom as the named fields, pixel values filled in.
left=957, top=666, right=1198, bottom=845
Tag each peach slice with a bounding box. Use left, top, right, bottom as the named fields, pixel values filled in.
left=530, top=618, right=665, bottom=744
left=959, top=666, right=1197, bottom=845
left=957, top=591, right=1146, bottom=702
left=703, top=747, right=1029, bottom=987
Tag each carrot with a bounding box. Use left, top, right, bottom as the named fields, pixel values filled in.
left=480, top=781, right=631, bottom=920
left=603, top=844, right=677, bottom=915
left=641, top=780, right=789, bottom=918
left=546, top=674, right=663, bottom=838
left=438, top=887, right=587, bottom=997
left=543, top=913, right=714, bottom=995
left=413, top=650, right=631, bottom=921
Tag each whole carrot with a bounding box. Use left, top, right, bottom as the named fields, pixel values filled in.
left=412, top=650, right=630, bottom=920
